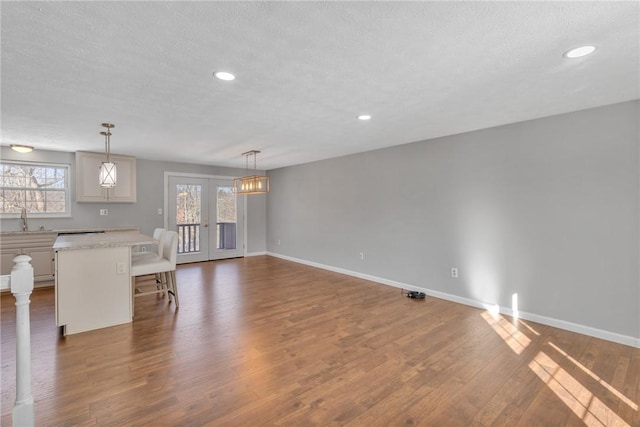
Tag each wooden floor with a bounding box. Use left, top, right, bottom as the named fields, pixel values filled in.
left=1, top=256, right=639, bottom=426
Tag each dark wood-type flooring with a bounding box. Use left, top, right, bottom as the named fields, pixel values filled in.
left=1, top=256, right=639, bottom=426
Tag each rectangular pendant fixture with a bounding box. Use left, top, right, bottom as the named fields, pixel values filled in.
left=232, top=175, right=269, bottom=195
left=232, top=150, right=269, bottom=195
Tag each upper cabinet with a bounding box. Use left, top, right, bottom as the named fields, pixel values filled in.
left=75, top=151, right=137, bottom=203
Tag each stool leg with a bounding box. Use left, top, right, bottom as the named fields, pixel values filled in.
left=131, top=276, right=136, bottom=318
left=162, top=271, right=175, bottom=301
left=165, top=271, right=173, bottom=304
left=168, top=270, right=179, bottom=308
left=158, top=272, right=165, bottom=298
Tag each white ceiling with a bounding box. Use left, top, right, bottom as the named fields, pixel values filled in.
left=1, top=1, right=638, bottom=170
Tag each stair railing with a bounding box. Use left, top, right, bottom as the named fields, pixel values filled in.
left=10, top=254, right=35, bottom=426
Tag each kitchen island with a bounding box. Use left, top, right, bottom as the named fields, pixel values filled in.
left=1, top=227, right=139, bottom=285
left=53, top=231, right=156, bottom=335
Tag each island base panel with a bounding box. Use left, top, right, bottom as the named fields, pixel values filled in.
left=55, top=246, right=132, bottom=335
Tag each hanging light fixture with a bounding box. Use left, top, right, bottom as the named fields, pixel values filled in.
left=232, top=150, right=269, bottom=195
left=98, top=122, right=117, bottom=188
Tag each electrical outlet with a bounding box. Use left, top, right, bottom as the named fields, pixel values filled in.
left=451, top=267, right=459, bottom=278
left=100, top=209, right=108, bottom=216
left=277, top=239, right=281, bottom=245
left=359, top=252, right=364, bottom=260
left=157, top=208, right=163, bottom=215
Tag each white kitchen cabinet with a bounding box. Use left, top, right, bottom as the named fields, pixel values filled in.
left=0, top=232, right=57, bottom=282
left=0, top=247, right=22, bottom=276
left=75, top=151, right=137, bottom=203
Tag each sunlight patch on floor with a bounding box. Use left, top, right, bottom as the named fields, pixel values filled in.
left=547, top=342, right=638, bottom=412
left=481, top=311, right=531, bottom=355
left=529, top=351, right=630, bottom=427
left=517, top=319, right=540, bottom=336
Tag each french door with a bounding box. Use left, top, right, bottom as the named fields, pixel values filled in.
left=168, top=175, right=245, bottom=264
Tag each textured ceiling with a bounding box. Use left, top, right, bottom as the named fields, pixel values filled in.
left=1, top=1, right=638, bottom=170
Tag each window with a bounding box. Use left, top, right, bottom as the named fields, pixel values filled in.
left=0, top=161, right=70, bottom=217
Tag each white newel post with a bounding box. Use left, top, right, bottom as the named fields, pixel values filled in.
left=11, top=255, right=35, bottom=427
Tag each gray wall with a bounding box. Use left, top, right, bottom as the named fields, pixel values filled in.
left=0, top=149, right=267, bottom=254
left=267, top=100, right=640, bottom=339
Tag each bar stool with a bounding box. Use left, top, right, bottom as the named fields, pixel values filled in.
left=131, top=230, right=179, bottom=314
left=132, top=228, right=166, bottom=260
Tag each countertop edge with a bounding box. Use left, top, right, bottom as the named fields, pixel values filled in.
left=53, top=231, right=156, bottom=251
left=1, top=227, right=140, bottom=236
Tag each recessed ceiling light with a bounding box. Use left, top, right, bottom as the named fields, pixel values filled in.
left=10, top=144, right=34, bottom=153
left=563, top=45, right=597, bottom=59
left=213, top=71, right=235, bottom=81
left=357, top=115, right=371, bottom=121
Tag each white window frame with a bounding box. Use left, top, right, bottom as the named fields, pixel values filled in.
left=0, top=160, right=71, bottom=218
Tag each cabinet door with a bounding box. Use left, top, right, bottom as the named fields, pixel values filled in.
left=107, top=154, right=136, bottom=202
left=76, top=151, right=106, bottom=202
left=23, top=247, right=54, bottom=281
left=1, top=232, right=57, bottom=282
left=0, top=248, right=22, bottom=276
left=76, top=151, right=137, bottom=203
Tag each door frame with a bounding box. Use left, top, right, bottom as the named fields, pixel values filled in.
left=163, top=171, right=247, bottom=261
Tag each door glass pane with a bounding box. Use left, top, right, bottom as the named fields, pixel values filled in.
left=216, top=186, right=236, bottom=250
left=176, top=184, right=201, bottom=253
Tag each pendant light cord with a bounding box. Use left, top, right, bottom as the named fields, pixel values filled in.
left=101, top=123, right=115, bottom=163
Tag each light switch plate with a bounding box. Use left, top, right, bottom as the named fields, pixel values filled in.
left=116, top=262, right=127, bottom=274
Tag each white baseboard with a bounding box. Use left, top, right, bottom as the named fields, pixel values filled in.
left=245, top=251, right=267, bottom=257
left=267, top=252, right=640, bottom=349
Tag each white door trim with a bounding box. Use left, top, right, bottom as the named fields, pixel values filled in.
left=163, top=171, right=247, bottom=258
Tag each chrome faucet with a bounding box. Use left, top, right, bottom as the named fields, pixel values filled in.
left=20, top=207, right=28, bottom=231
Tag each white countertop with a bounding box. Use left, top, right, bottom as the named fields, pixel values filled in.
left=0, top=230, right=58, bottom=236
left=1, top=226, right=139, bottom=236
left=53, top=231, right=157, bottom=251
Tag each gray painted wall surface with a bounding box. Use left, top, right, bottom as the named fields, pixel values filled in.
left=267, top=100, right=640, bottom=339
left=0, top=149, right=267, bottom=254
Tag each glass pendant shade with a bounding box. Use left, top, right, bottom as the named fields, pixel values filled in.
left=232, top=150, right=269, bottom=195
left=99, top=161, right=117, bottom=188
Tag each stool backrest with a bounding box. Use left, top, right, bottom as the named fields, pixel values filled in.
left=153, top=228, right=166, bottom=257
left=162, top=231, right=179, bottom=269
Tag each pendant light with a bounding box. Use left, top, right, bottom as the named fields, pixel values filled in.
left=232, top=150, right=269, bottom=195
left=99, top=122, right=117, bottom=188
